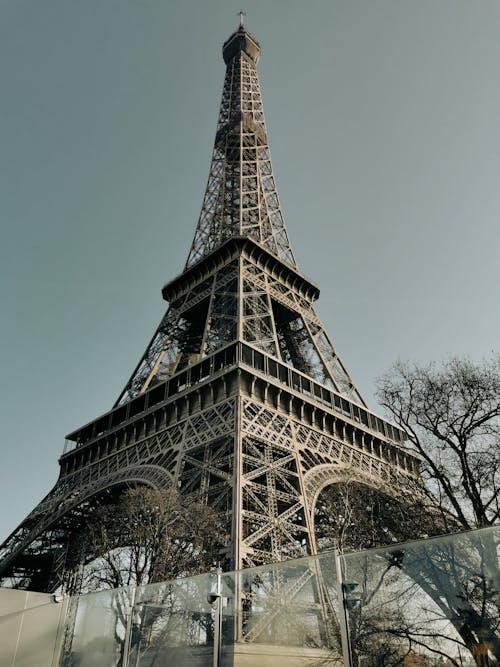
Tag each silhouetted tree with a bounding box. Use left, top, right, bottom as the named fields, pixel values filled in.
left=314, top=355, right=500, bottom=665
left=78, top=487, right=223, bottom=590
left=315, top=480, right=442, bottom=553
left=68, top=487, right=224, bottom=665
left=366, top=355, right=500, bottom=665
left=376, top=355, right=500, bottom=531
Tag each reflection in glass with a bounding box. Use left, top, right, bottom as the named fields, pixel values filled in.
left=62, top=526, right=499, bottom=666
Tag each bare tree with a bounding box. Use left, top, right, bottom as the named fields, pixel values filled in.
left=314, top=480, right=443, bottom=554
left=371, top=355, right=500, bottom=665
left=376, top=355, right=500, bottom=531
left=312, top=356, right=500, bottom=665
left=314, top=482, right=467, bottom=665
left=67, top=487, right=225, bottom=665
left=77, top=487, right=223, bottom=591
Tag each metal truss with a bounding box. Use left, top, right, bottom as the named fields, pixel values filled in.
left=185, top=29, right=296, bottom=270
left=0, top=349, right=419, bottom=588
left=238, top=397, right=417, bottom=569
left=116, top=250, right=365, bottom=407
left=114, top=25, right=364, bottom=408
left=0, top=25, right=423, bottom=603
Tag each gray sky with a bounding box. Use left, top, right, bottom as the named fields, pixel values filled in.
left=1, top=0, right=498, bottom=543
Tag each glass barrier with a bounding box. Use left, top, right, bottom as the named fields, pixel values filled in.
left=343, top=526, right=500, bottom=666
left=236, top=555, right=339, bottom=648
left=62, top=526, right=499, bottom=666
left=128, top=572, right=217, bottom=667
left=67, top=586, right=128, bottom=666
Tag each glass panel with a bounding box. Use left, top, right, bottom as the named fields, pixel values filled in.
left=128, top=573, right=217, bottom=666
left=66, top=587, right=128, bottom=666
left=224, top=554, right=343, bottom=664
left=62, top=526, right=500, bottom=666
left=343, top=526, right=500, bottom=666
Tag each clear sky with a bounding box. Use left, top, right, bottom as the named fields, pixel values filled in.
left=1, top=0, right=498, bottom=543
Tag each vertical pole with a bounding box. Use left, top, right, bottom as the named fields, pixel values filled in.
left=122, top=586, right=137, bottom=667
left=334, top=549, right=353, bottom=667
left=212, top=569, right=223, bottom=667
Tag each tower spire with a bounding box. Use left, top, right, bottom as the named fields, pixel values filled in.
left=185, top=23, right=296, bottom=269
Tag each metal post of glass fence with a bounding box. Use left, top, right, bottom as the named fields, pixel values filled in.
left=208, top=569, right=223, bottom=667
left=334, top=549, right=353, bottom=667
left=122, top=586, right=137, bottom=667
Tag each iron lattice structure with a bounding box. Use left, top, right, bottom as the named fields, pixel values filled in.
left=0, top=26, right=421, bottom=593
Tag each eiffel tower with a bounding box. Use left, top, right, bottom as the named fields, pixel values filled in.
left=0, top=21, right=421, bottom=593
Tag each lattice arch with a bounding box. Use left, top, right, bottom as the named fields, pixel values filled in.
left=46, top=464, right=175, bottom=530
left=0, top=465, right=175, bottom=578
left=64, top=466, right=174, bottom=533
left=303, top=465, right=406, bottom=527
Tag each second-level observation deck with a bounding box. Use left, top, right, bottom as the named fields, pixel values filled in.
left=61, top=341, right=419, bottom=479
left=163, top=236, right=320, bottom=306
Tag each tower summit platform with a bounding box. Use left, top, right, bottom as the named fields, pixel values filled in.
left=223, top=25, right=261, bottom=65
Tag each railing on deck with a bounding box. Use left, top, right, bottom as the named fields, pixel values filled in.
left=62, top=342, right=404, bottom=456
